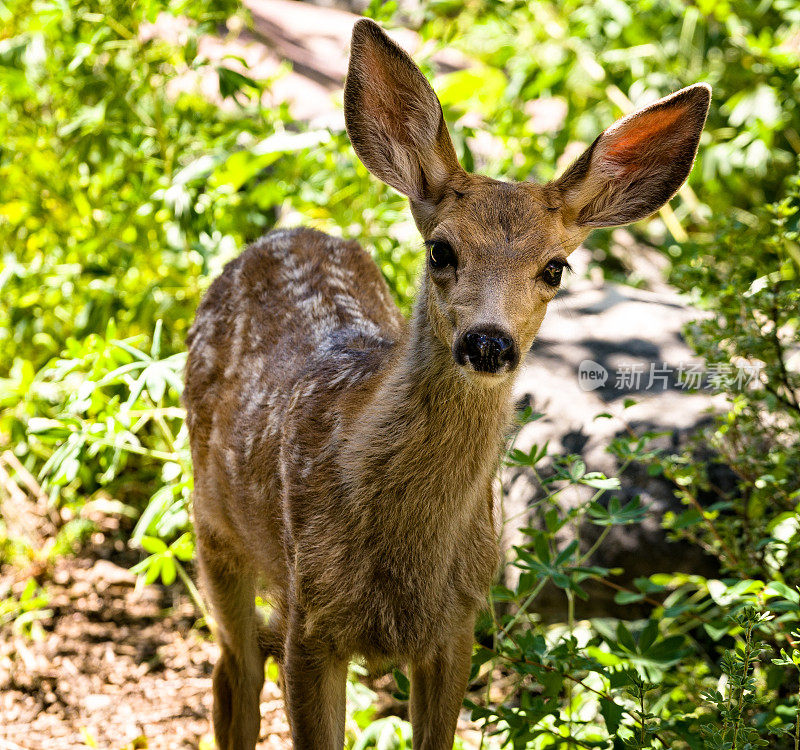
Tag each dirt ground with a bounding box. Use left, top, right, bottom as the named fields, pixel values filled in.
left=0, top=545, right=293, bottom=750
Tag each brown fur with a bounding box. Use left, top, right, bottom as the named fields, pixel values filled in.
left=184, top=18, right=710, bottom=750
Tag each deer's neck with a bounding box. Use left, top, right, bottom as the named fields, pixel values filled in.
left=342, top=280, right=515, bottom=517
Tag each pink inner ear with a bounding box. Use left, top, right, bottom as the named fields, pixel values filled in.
left=602, top=105, right=686, bottom=175
left=360, top=47, right=394, bottom=126
left=359, top=44, right=416, bottom=143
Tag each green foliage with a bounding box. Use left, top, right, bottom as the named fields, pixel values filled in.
left=0, top=577, right=52, bottom=638
left=0, top=0, right=420, bottom=553
left=661, top=178, right=800, bottom=585
left=352, top=717, right=414, bottom=750
left=2, top=0, right=237, bottom=369
left=700, top=608, right=774, bottom=750
left=465, top=409, right=800, bottom=749
left=416, top=0, right=800, bottom=213
left=0, top=0, right=420, bottom=373
left=2, top=321, right=191, bottom=560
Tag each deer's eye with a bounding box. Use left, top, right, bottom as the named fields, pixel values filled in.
left=427, top=240, right=457, bottom=270
left=541, top=259, right=566, bottom=287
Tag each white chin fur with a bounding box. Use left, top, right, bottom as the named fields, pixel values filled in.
left=457, top=363, right=512, bottom=386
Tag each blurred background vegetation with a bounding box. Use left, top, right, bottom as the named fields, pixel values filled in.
left=1, top=0, right=799, bottom=747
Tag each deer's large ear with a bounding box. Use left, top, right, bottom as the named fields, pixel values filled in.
left=344, top=19, right=462, bottom=202
left=553, top=84, right=711, bottom=228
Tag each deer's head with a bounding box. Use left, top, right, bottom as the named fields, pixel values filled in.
left=344, top=19, right=710, bottom=381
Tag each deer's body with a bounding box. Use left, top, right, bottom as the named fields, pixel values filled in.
left=186, top=18, right=710, bottom=750
left=186, top=226, right=499, bottom=661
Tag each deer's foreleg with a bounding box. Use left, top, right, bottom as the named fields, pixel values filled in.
left=283, top=608, right=347, bottom=750
left=409, top=612, right=475, bottom=750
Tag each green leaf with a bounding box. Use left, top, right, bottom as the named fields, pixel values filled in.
left=704, top=619, right=731, bottom=641
left=588, top=496, right=647, bottom=526
left=170, top=533, right=194, bottom=562
left=555, top=540, right=579, bottom=566
left=580, top=472, right=622, bottom=490
left=160, top=555, right=176, bottom=586
left=140, top=536, right=168, bottom=554
left=149, top=319, right=162, bottom=360
left=671, top=508, right=703, bottom=530
left=765, top=581, right=800, bottom=604
left=645, top=635, right=687, bottom=664
left=216, top=66, right=258, bottom=99
left=639, top=620, right=659, bottom=653
left=569, top=459, right=586, bottom=482
left=544, top=508, right=561, bottom=533
left=600, top=696, right=625, bottom=735
left=533, top=534, right=550, bottom=564
left=143, top=557, right=162, bottom=585
left=392, top=668, right=410, bottom=701
left=472, top=646, right=494, bottom=669
left=540, top=670, right=563, bottom=697
left=616, top=622, right=637, bottom=653
left=132, top=485, right=173, bottom=542
left=614, top=590, right=645, bottom=605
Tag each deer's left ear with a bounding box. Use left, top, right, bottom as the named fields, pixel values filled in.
left=553, top=84, right=711, bottom=228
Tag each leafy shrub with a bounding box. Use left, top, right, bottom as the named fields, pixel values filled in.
left=0, top=0, right=419, bottom=534
left=663, top=174, right=800, bottom=584
left=416, top=0, right=800, bottom=211
left=465, top=406, right=800, bottom=749
left=0, top=0, right=421, bottom=369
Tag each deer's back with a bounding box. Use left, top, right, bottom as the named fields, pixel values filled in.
left=184, top=228, right=405, bottom=561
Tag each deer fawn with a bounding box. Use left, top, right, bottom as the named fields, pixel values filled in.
left=184, top=17, right=710, bottom=750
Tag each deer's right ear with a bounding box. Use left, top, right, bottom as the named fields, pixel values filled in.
left=344, top=19, right=462, bottom=202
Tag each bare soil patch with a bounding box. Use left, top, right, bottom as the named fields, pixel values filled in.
left=0, top=548, right=291, bottom=750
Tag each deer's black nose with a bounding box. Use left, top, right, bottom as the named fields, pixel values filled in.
left=455, top=327, right=518, bottom=374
